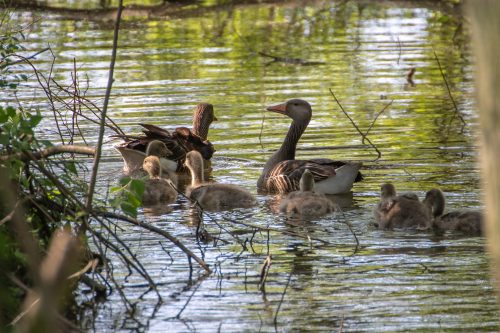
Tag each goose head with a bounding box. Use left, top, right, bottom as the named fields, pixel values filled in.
left=146, top=140, right=172, bottom=158
left=192, top=102, right=217, bottom=140
left=380, top=183, right=396, bottom=199
left=299, top=169, right=315, bottom=192
left=267, top=99, right=312, bottom=124
left=423, top=188, right=445, bottom=217
left=143, top=155, right=162, bottom=179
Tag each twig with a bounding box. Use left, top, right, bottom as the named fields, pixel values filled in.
left=94, top=210, right=211, bottom=273
left=0, top=198, right=27, bottom=226
left=1, top=47, right=50, bottom=68
left=396, top=36, right=402, bottom=65
left=86, top=0, right=123, bottom=212
left=258, top=255, right=272, bottom=291
left=433, top=50, right=466, bottom=133
left=406, top=67, right=416, bottom=86
left=363, top=99, right=393, bottom=144
left=329, top=88, right=381, bottom=161
left=273, top=270, right=293, bottom=328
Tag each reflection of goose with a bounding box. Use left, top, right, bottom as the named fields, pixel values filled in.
left=374, top=183, right=431, bottom=230
left=279, top=169, right=337, bottom=218
left=142, top=156, right=177, bottom=206
left=115, top=103, right=216, bottom=175
left=423, top=188, right=483, bottom=236
left=257, top=99, right=362, bottom=194
left=184, top=151, right=256, bottom=211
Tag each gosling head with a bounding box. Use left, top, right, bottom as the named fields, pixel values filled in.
left=299, top=169, right=315, bottom=192
left=423, top=188, right=446, bottom=217
left=185, top=150, right=204, bottom=169
left=143, top=155, right=162, bottom=179
left=380, top=183, right=396, bottom=199
left=146, top=140, right=172, bottom=158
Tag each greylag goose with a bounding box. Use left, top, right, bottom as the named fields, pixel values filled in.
left=279, top=169, right=337, bottom=217
left=116, top=103, right=217, bottom=175
left=142, top=155, right=177, bottom=205
left=257, top=99, right=363, bottom=194
left=423, top=188, right=483, bottom=236
left=374, top=183, right=432, bottom=230
left=184, top=150, right=256, bottom=211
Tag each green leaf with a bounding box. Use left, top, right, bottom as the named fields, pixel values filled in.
left=29, top=114, right=42, bottom=127
left=109, top=186, right=122, bottom=194
left=6, top=106, right=16, bottom=118
left=66, top=161, right=77, bottom=174
left=120, top=201, right=137, bottom=218
left=130, top=179, right=145, bottom=197
left=0, top=107, right=8, bottom=123
left=119, top=177, right=131, bottom=186
left=126, top=192, right=141, bottom=207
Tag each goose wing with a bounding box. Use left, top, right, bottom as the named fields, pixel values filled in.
left=266, top=159, right=337, bottom=193
left=115, top=124, right=215, bottom=171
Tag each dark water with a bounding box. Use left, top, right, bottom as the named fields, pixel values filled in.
left=8, top=1, right=499, bottom=332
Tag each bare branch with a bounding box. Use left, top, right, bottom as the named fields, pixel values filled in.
left=329, top=88, right=381, bottom=161
left=86, top=0, right=123, bottom=212
left=0, top=144, right=95, bottom=162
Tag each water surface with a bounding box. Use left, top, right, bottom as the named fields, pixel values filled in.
left=8, top=1, right=498, bottom=332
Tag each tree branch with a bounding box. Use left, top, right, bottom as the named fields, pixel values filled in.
left=0, top=144, right=95, bottom=162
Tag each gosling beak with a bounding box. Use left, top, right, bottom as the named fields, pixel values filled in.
left=213, top=115, right=218, bottom=121
left=266, top=102, right=286, bottom=115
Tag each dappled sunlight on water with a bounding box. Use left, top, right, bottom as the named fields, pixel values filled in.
left=10, top=0, right=497, bottom=331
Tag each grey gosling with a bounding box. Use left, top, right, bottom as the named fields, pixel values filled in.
left=374, top=183, right=432, bottom=230
left=423, top=188, right=483, bottom=236
left=145, top=140, right=178, bottom=186
left=279, top=169, right=337, bottom=218
left=184, top=150, right=256, bottom=211
left=142, top=155, right=177, bottom=206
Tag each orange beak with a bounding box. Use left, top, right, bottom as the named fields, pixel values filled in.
left=266, top=102, right=286, bottom=115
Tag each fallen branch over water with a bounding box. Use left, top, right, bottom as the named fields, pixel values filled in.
left=0, top=144, right=95, bottom=162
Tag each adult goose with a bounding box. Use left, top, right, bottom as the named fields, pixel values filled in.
left=184, top=151, right=256, bottom=211
left=423, top=188, right=483, bottom=236
left=116, top=103, right=217, bottom=175
left=279, top=169, right=337, bottom=218
left=142, top=155, right=177, bottom=206
left=257, top=99, right=363, bottom=194
left=374, top=183, right=432, bottom=230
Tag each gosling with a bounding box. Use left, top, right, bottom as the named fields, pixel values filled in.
left=184, top=151, right=256, bottom=211
left=374, top=183, right=431, bottom=230
left=423, top=188, right=483, bottom=236
left=279, top=169, right=337, bottom=218
left=145, top=140, right=178, bottom=186
left=142, top=155, right=177, bottom=206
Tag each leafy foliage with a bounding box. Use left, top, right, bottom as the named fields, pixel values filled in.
left=110, top=177, right=145, bottom=218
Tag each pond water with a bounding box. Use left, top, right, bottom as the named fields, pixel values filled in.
left=8, top=0, right=500, bottom=332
